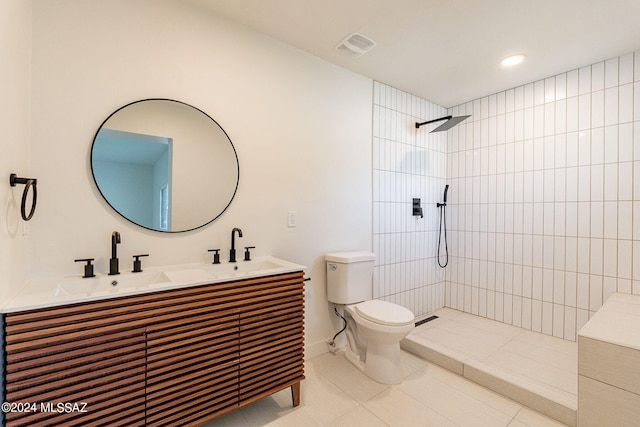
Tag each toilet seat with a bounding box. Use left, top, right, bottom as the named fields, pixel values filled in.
left=354, top=300, right=414, bottom=326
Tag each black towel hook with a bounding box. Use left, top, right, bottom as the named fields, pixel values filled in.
left=10, top=173, right=38, bottom=221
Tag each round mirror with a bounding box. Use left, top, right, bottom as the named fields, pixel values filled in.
left=91, top=99, right=239, bottom=232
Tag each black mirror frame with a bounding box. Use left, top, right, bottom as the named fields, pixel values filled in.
left=90, top=98, right=240, bottom=233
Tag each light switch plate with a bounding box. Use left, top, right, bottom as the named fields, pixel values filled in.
left=287, top=211, right=297, bottom=228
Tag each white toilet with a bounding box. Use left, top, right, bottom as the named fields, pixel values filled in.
left=326, top=251, right=415, bottom=384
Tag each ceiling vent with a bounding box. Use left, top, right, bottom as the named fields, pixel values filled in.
left=336, top=32, right=376, bottom=56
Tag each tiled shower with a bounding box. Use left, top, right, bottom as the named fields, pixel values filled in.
left=373, top=50, right=640, bottom=341
left=372, top=81, right=449, bottom=316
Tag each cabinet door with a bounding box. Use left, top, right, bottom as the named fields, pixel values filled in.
left=1, top=314, right=6, bottom=427
left=238, top=272, right=305, bottom=407
left=4, top=309, right=145, bottom=427
left=145, top=310, right=239, bottom=427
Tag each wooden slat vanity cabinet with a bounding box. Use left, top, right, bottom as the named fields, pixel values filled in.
left=2, top=271, right=305, bottom=427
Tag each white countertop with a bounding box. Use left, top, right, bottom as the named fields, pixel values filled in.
left=578, top=292, right=640, bottom=351
left=1, top=256, right=306, bottom=313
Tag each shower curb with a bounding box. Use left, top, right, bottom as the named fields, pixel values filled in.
left=401, top=333, right=577, bottom=427
left=464, top=359, right=576, bottom=427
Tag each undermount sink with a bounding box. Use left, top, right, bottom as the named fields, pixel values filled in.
left=43, top=256, right=301, bottom=301
left=161, top=258, right=290, bottom=283
left=201, top=258, right=283, bottom=277
left=54, top=271, right=171, bottom=296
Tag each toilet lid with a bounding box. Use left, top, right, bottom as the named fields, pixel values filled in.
left=355, top=300, right=414, bottom=326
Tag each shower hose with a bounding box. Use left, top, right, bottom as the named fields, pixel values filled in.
left=437, top=202, right=448, bottom=268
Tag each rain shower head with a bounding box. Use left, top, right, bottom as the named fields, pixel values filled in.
left=415, top=115, right=471, bottom=132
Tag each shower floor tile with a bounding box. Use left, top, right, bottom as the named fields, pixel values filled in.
left=402, top=308, right=577, bottom=427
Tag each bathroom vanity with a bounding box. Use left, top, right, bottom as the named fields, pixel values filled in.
left=0, top=257, right=305, bottom=427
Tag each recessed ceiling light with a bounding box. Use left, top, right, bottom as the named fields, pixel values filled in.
left=501, top=54, right=526, bottom=67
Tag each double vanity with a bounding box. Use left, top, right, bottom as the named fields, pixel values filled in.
left=1, top=256, right=306, bottom=427
left=0, top=99, right=307, bottom=426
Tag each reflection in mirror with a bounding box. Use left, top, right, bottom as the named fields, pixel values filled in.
left=91, top=99, right=239, bottom=232
left=93, top=129, right=173, bottom=230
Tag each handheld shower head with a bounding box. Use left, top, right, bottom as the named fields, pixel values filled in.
left=443, top=185, right=449, bottom=203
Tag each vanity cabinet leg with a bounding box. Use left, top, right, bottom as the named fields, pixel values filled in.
left=291, top=382, right=301, bottom=407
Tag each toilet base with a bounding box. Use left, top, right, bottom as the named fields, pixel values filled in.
left=345, top=347, right=366, bottom=372
left=364, top=341, right=404, bottom=384
left=345, top=341, right=404, bottom=385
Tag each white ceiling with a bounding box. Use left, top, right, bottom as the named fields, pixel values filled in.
left=185, top=0, right=640, bottom=107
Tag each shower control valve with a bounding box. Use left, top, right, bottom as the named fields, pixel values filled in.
left=412, top=198, right=423, bottom=218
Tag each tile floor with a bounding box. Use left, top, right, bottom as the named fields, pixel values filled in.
left=204, top=346, right=567, bottom=426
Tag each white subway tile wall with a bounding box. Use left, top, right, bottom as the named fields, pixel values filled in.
left=374, top=50, right=640, bottom=340
left=447, top=51, right=640, bottom=341
left=372, top=81, right=448, bottom=316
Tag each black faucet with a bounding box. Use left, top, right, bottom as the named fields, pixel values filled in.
left=109, top=231, right=121, bottom=275
left=229, top=227, right=243, bottom=262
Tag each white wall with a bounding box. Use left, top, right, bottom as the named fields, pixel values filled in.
left=0, top=0, right=31, bottom=303
left=28, top=0, right=372, bottom=357
left=372, top=82, right=448, bottom=316
left=446, top=52, right=640, bottom=340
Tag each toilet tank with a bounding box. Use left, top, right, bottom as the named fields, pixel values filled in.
left=325, top=251, right=375, bottom=304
